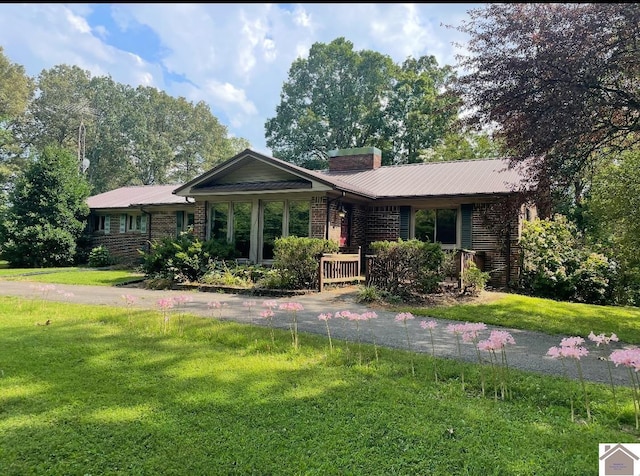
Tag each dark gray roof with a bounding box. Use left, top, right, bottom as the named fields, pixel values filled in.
left=321, top=158, right=529, bottom=198
left=87, top=184, right=191, bottom=209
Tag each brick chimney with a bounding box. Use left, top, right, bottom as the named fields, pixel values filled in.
left=328, top=147, right=382, bottom=172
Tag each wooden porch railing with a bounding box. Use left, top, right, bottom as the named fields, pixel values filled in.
left=318, top=246, right=364, bottom=292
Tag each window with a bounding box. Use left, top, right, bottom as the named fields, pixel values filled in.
left=208, top=199, right=310, bottom=262
left=177, top=211, right=195, bottom=235
left=210, top=203, right=228, bottom=241
left=93, top=215, right=110, bottom=234
left=128, top=215, right=142, bottom=232
left=233, top=202, right=251, bottom=259
left=415, top=208, right=458, bottom=247
left=119, top=214, right=147, bottom=233
left=261, top=201, right=284, bottom=260
left=288, top=200, right=310, bottom=238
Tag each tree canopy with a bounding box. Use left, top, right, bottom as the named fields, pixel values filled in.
left=265, top=37, right=459, bottom=168
left=452, top=3, right=640, bottom=213
left=12, top=64, right=249, bottom=194
left=0, top=46, right=34, bottom=186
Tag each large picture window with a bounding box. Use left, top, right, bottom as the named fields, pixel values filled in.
left=261, top=201, right=284, bottom=260
left=210, top=203, right=228, bottom=241
left=233, top=202, right=251, bottom=259
left=415, top=208, right=457, bottom=246
left=288, top=200, right=310, bottom=238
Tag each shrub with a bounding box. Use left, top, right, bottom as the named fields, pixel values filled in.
left=519, top=215, right=616, bottom=304
left=356, top=285, right=381, bottom=303
left=140, top=233, right=213, bottom=283
left=462, top=261, right=490, bottom=295
left=2, top=224, right=77, bottom=267
left=88, top=245, right=112, bottom=268
left=367, top=239, right=445, bottom=298
left=272, top=236, right=338, bottom=289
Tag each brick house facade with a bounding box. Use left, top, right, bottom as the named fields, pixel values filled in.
left=88, top=147, right=535, bottom=286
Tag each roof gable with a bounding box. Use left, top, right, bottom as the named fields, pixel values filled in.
left=174, top=149, right=375, bottom=198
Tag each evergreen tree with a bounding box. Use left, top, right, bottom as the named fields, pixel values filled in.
left=0, top=145, right=90, bottom=267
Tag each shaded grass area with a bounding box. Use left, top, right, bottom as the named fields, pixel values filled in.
left=404, top=293, right=640, bottom=345
left=0, top=268, right=144, bottom=286
left=1, top=297, right=638, bottom=475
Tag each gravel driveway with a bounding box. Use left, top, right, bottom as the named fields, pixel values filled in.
left=0, top=280, right=634, bottom=387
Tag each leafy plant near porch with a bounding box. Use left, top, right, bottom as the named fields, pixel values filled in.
left=367, top=239, right=444, bottom=299
left=266, top=236, right=338, bottom=290
left=139, top=234, right=238, bottom=283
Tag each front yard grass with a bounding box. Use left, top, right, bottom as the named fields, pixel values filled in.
left=403, top=292, right=640, bottom=345
left=0, top=267, right=144, bottom=286
left=1, top=296, right=638, bottom=475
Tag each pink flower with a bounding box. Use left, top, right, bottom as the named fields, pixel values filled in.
left=395, top=312, right=414, bottom=323
left=174, top=294, right=192, bottom=305
left=610, top=348, right=640, bottom=369
left=420, top=320, right=437, bottom=330
left=207, top=301, right=222, bottom=309
left=547, top=336, right=589, bottom=360
left=259, top=309, right=274, bottom=319
left=446, top=323, right=466, bottom=335
left=122, top=294, right=137, bottom=306
left=262, top=300, right=278, bottom=309
left=318, top=313, right=332, bottom=321
left=560, top=336, right=585, bottom=348
left=478, top=330, right=516, bottom=352
left=157, top=298, right=174, bottom=310
left=360, top=311, right=378, bottom=320
left=588, top=331, right=619, bottom=346
left=279, top=302, right=304, bottom=312
left=243, top=300, right=257, bottom=308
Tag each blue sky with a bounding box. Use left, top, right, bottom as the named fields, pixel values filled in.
left=0, top=3, right=480, bottom=155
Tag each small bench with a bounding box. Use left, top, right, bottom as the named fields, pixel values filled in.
left=318, top=246, right=365, bottom=292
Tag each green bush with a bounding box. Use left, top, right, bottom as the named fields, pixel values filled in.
left=462, top=261, right=490, bottom=295
left=139, top=233, right=213, bottom=283
left=356, top=285, right=382, bottom=303
left=272, top=236, right=339, bottom=289
left=367, top=239, right=445, bottom=298
left=2, top=224, right=77, bottom=268
left=88, top=245, right=112, bottom=268
left=519, top=215, right=615, bottom=304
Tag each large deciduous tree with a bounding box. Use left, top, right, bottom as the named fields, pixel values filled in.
left=17, top=64, right=247, bottom=194
left=0, top=145, right=90, bottom=267
left=0, top=46, right=34, bottom=188
left=265, top=37, right=458, bottom=167
left=452, top=3, right=640, bottom=215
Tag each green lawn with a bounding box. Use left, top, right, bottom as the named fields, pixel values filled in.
left=0, top=296, right=637, bottom=475
left=403, top=292, right=640, bottom=345
left=0, top=267, right=144, bottom=286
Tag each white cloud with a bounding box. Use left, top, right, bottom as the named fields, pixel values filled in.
left=66, top=10, right=92, bottom=34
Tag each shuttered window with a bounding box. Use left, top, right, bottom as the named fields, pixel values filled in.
left=461, top=204, right=473, bottom=249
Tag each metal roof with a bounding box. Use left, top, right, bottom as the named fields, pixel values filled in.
left=320, top=158, right=529, bottom=198
left=87, top=184, right=191, bottom=209
left=89, top=154, right=531, bottom=209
